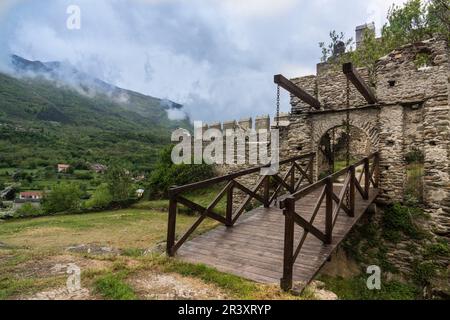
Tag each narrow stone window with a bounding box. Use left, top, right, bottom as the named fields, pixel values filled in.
left=405, top=149, right=424, bottom=203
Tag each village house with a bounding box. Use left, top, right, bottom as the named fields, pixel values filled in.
left=19, top=191, right=43, bottom=200
left=57, top=164, right=71, bottom=173
left=136, top=189, right=145, bottom=198
left=90, top=163, right=107, bottom=174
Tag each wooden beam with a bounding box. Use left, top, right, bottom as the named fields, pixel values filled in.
left=274, top=74, right=321, bottom=110
left=342, top=63, right=378, bottom=105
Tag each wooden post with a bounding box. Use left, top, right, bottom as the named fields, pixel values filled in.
left=364, top=158, right=370, bottom=200
left=309, top=155, right=314, bottom=183
left=349, top=166, right=355, bottom=217
left=167, top=194, right=178, bottom=256
left=325, top=177, right=333, bottom=244
left=374, top=153, right=380, bottom=188
left=263, top=176, right=270, bottom=208
left=290, top=163, right=295, bottom=191
left=280, top=197, right=295, bottom=292
left=226, top=183, right=234, bottom=226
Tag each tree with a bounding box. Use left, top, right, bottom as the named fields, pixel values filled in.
left=382, top=0, right=430, bottom=49
left=319, top=31, right=353, bottom=63
left=85, top=183, right=113, bottom=209
left=14, top=203, right=43, bottom=218
left=319, top=0, right=449, bottom=72
left=427, top=0, right=450, bottom=41
left=105, top=163, right=134, bottom=201
left=146, top=145, right=215, bottom=199
left=42, top=183, right=82, bottom=214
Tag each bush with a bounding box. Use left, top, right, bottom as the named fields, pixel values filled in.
left=424, top=241, right=450, bottom=259
left=85, top=183, right=113, bottom=209
left=146, top=145, right=215, bottom=199
left=74, top=171, right=93, bottom=180
left=42, top=183, right=82, bottom=214
left=412, top=261, right=437, bottom=286
left=405, top=149, right=424, bottom=164
left=382, top=203, right=426, bottom=242
left=105, top=164, right=134, bottom=201
left=13, top=203, right=44, bottom=218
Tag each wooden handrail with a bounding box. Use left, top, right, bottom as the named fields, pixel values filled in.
left=168, top=153, right=315, bottom=196
left=167, top=153, right=316, bottom=257
left=280, top=152, right=380, bottom=291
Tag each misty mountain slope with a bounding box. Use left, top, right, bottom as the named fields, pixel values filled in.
left=10, top=55, right=185, bottom=123
left=0, top=65, right=190, bottom=172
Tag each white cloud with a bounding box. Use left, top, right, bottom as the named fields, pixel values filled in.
left=367, top=0, right=407, bottom=34
left=219, top=0, right=298, bottom=18
left=0, top=0, right=410, bottom=123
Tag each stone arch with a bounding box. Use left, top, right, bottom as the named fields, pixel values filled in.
left=309, top=108, right=380, bottom=153
left=316, top=124, right=373, bottom=177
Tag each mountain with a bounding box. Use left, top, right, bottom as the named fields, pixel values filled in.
left=0, top=55, right=191, bottom=172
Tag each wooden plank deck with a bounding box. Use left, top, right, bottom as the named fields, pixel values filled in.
left=177, top=186, right=379, bottom=289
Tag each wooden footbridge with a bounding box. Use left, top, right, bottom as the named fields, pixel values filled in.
left=166, top=152, right=380, bottom=292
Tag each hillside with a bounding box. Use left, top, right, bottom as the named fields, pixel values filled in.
left=0, top=57, right=191, bottom=173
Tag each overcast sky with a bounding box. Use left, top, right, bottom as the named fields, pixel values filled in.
left=0, top=0, right=405, bottom=123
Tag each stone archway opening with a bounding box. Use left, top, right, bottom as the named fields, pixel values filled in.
left=318, top=125, right=372, bottom=179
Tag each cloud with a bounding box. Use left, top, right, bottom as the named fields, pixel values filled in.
left=0, top=0, right=402, bottom=123
left=366, top=0, right=407, bottom=35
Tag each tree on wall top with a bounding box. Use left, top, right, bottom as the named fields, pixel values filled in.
left=319, top=0, right=449, bottom=73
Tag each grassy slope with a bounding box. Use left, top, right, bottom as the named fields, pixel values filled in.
left=0, top=206, right=304, bottom=300
left=0, top=72, right=190, bottom=172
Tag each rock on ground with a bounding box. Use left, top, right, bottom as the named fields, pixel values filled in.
left=307, top=281, right=338, bottom=300
left=26, top=288, right=92, bottom=300
left=129, top=272, right=228, bottom=300
left=66, top=244, right=121, bottom=256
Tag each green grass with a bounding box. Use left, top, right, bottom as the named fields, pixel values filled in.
left=156, top=257, right=264, bottom=299
left=94, top=272, right=137, bottom=300
left=319, top=275, right=419, bottom=300
left=381, top=203, right=428, bottom=243
left=0, top=208, right=218, bottom=251
left=134, top=185, right=228, bottom=216
left=0, top=276, right=64, bottom=300
left=406, top=163, right=424, bottom=202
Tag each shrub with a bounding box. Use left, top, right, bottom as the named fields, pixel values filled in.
left=85, top=183, right=113, bottom=209
left=147, top=145, right=215, bottom=199
left=42, top=183, right=82, bottom=214
left=74, top=171, right=93, bottom=180
left=424, top=241, right=450, bottom=259
left=382, top=203, right=426, bottom=242
left=405, top=149, right=424, bottom=164
left=412, top=261, right=437, bottom=286
left=13, top=203, right=44, bottom=218
left=105, top=164, right=134, bottom=201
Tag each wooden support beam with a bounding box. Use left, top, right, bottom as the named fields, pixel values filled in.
left=342, top=63, right=378, bottom=105
left=274, top=74, right=321, bottom=110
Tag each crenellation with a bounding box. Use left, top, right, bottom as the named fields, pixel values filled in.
left=255, top=115, right=270, bottom=131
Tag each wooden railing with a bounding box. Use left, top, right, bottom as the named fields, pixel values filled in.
left=166, top=153, right=316, bottom=256
left=279, top=152, right=380, bottom=291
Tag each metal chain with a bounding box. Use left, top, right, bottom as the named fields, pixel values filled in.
left=276, top=85, right=280, bottom=128
left=346, top=78, right=351, bottom=166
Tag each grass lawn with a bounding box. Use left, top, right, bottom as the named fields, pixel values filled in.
left=0, top=205, right=305, bottom=300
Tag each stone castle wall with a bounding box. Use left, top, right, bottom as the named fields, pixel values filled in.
left=210, top=37, right=449, bottom=240
left=285, top=38, right=449, bottom=236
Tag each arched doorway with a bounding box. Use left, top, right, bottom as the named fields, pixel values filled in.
left=318, top=125, right=372, bottom=179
